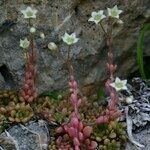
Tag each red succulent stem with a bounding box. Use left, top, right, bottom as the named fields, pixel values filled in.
left=106, top=34, right=118, bottom=107
left=19, top=24, right=38, bottom=103
left=56, top=46, right=97, bottom=150
left=96, top=21, right=121, bottom=125
left=66, top=45, right=80, bottom=117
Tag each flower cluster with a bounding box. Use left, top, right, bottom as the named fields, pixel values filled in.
left=88, top=5, right=123, bottom=24
left=21, top=7, right=37, bottom=34
left=88, top=5, right=125, bottom=125
left=19, top=6, right=38, bottom=103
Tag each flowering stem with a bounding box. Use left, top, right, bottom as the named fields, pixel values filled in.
left=107, top=35, right=114, bottom=81
left=99, top=22, right=108, bottom=37
left=66, top=46, right=74, bottom=76
left=99, top=21, right=115, bottom=80
left=99, top=20, right=120, bottom=119
left=28, top=18, right=32, bottom=27
left=24, top=49, right=29, bottom=63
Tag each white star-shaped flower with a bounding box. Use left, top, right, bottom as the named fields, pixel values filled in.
left=110, top=77, right=127, bottom=91
left=88, top=10, right=106, bottom=24
left=107, top=5, right=123, bottom=19
left=21, top=6, right=38, bottom=19
left=62, top=32, right=79, bottom=45
left=20, top=38, right=30, bottom=49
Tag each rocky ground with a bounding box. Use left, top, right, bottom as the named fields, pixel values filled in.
left=125, top=127, right=150, bottom=150
left=0, top=120, right=50, bottom=150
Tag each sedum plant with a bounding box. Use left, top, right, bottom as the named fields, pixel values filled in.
left=8, top=102, right=33, bottom=123
left=0, top=107, right=7, bottom=129
left=52, top=33, right=97, bottom=150
left=19, top=6, right=38, bottom=103
left=54, top=76, right=97, bottom=150
left=0, top=90, right=18, bottom=106
left=93, top=121, right=127, bottom=150
left=89, top=5, right=124, bottom=124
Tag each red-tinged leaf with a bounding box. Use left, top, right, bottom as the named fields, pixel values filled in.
left=63, top=124, right=68, bottom=131
left=88, top=141, right=98, bottom=149
left=56, top=127, right=63, bottom=133
left=72, top=81, right=78, bottom=89
left=71, top=117, right=79, bottom=128
left=56, top=136, right=62, bottom=145
left=78, top=121, right=84, bottom=131
left=73, top=137, right=80, bottom=146
left=77, top=99, right=81, bottom=107
left=96, top=116, right=108, bottom=124
left=79, top=132, right=84, bottom=141
left=83, top=126, right=92, bottom=138
left=75, top=146, right=80, bottom=150
left=68, top=127, right=76, bottom=138
left=85, top=138, right=90, bottom=145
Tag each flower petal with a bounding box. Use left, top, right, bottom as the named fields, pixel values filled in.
left=88, top=17, right=95, bottom=22
left=115, top=77, right=121, bottom=83
left=91, top=11, right=97, bottom=17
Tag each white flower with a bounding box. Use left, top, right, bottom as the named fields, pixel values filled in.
left=48, top=42, right=58, bottom=51
left=107, top=5, right=123, bottom=19
left=30, top=27, right=36, bottom=33
left=21, top=6, right=38, bottom=19
left=20, top=38, right=30, bottom=49
left=62, top=32, right=79, bottom=45
left=125, top=96, right=133, bottom=104
left=40, top=32, right=45, bottom=39
left=88, top=10, right=106, bottom=24
left=110, top=77, right=127, bottom=91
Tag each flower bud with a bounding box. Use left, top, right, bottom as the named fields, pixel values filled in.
left=30, top=27, right=36, bottom=33
left=40, top=32, right=45, bottom=39
left=48, top=42, right=58, bottom=51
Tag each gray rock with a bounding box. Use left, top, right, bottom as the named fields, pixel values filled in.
left=0, top=0, right=149, bottom=95
left=0, top=120, right=50, bottom=150
left=125, top=127, right=150, bottom=150
left=0, top=73, right=5, bottom=89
